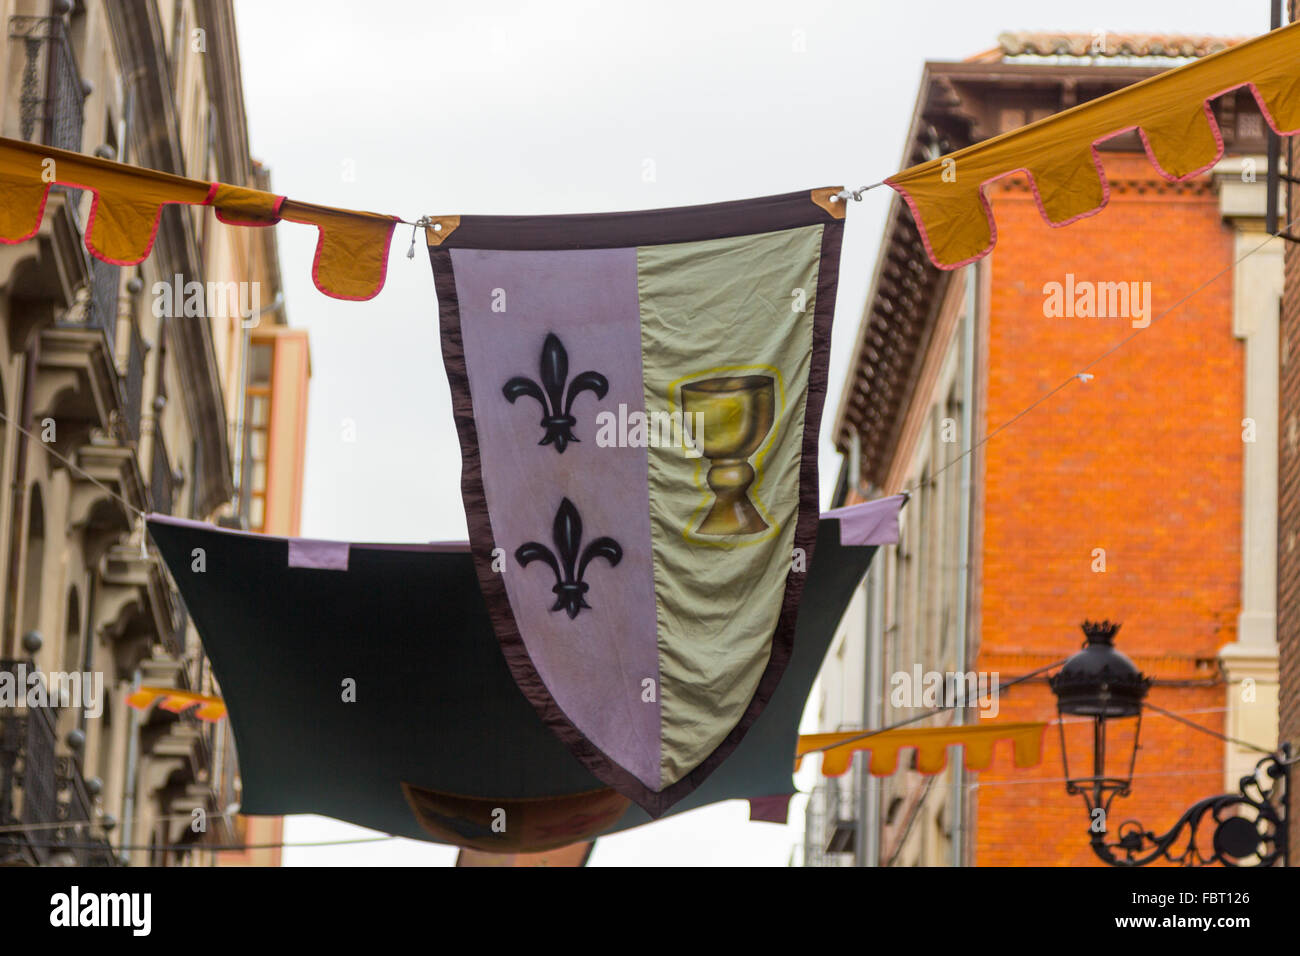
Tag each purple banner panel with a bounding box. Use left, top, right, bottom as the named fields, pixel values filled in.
left=451, top=247, right=662, bottom=792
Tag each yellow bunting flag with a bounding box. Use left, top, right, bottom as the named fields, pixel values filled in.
left=797, top=721, right=1046, bottom=777
left=0, top=135, right=397, bottom=300
left=887, top=21, right=1300, bottom=268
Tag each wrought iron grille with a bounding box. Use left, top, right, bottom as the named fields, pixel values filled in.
left=173, top=599, right=189, bottom=658
left=160, top=592, right=188, bottom=659
left=802, top=784, right=858, bottom=867
left=151, top=428, right=175, bottom=515
left=18, top=687, right=56, bottom=838
left=9, top=14, right=86, bottom=222
left=121, top=320, right=146, bottom=442
left=801, top=786, right=827, bottom=867
left=56, top=750, right=117, bottom=866
left=191, top=434, right=203, bottom=517
left=0, top=661, right=55, bottom=864
left=88, top=257, right=121, bottom=352
left=9, top=16, right=85, bottom=153
left=0, top=704, right=20, bottom=825
left=0, top=711, right=43, bottom=863
left=0, top=660, right=118, bottom=866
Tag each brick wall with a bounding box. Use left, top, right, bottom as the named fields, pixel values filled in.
left=1281, top=0, right=1300, bottom=867
left=974, top=155, right=1243, bottom=864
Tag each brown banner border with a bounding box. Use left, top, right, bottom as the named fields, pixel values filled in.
left=428, top=188, right=843, bottom=250
left=432, top=188, right=844, bottom=817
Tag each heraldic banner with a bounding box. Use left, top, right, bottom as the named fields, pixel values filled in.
left=428, top=188, right=846, bottom=815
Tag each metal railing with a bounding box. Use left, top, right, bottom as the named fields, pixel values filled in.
left=88, top=257, right=121, bottom=353
left=9, top=15, right=85, bottom=153
left=174, top=600, right=189, bottom=659
left=0, top=659, right=118, bottom=866
left=151, top=428, right=175, bottom=515
left=121, top=319, right=146, bottom=442
left=10, top=670, right=56, bottom=865
left=11, top=14, right=123, bottom=357
left=801, top=783, right=863, bottom=867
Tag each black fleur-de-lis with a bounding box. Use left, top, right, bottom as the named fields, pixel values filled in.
left=503, top=333, right=608, bottom=452
left=515, top=498, right=622, bottom=619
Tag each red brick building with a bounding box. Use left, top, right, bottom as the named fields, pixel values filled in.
left=809, top=34, right=1282, bottom=866
left=974, top=152, right=1247, bottom=865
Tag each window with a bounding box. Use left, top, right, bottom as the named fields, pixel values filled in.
left=243, top=341, right=274, bottom=531
left=250, top=343, right=273, bottom=386
left=62, top=589, right=81, bottom=674
left=21, top=485, right=45, bottom=639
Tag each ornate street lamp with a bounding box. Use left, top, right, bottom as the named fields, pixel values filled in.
left=1048, top=621, right=1289, bottom=867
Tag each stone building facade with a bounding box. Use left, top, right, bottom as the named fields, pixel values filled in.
left=0, top=0, right=305, bottom=866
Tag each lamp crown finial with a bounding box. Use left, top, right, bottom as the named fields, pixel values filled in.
left=1081, top=620, right=1121, bottom=645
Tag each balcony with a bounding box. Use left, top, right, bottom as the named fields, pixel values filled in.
left=135, top=656, right=233, bottom=855
left=11, top=14, right=127, bottom=454
left=0, top=660, right=117, bottom=866
left=33, top=265, right=131, bottom=468
left=8, top=15, right=87, bottom=227
left=9, top=15, right=86, bottom=154
left=35, top=250, right=122, bottom=449
left=801, top=784, right=859, bottom=867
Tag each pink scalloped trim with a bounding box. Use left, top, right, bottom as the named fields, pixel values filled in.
left=888, top=79, right=1300, bottom=271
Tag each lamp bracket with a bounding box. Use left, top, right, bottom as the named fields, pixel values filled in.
left=1085, top=752, right=1288, bottom=867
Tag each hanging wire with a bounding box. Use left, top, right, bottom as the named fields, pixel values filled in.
left=0, top=805, right=402, bottom=851
left=897, top=217, right=1300, bottom=500
left=6, top=706, right=1275, bottom=851
left=0, top=805, right=242, bottom=835
left=796, top=704, right=1286, bottom=794
left=801, top=689, right=1281, bottom=763
left=405, top=215, right=433, bottom=258
left=833, top=182, right=886, bottom=203
left=2, top=184, right=1287, bottom=849
left=798, top=657, right=1067, bottom=756
left=0, top=805, right=401, bottom=853
left=21, top=835, right=399, bottom=853
left=1143, top=701, right=1278, bottom=756
left=810, top=221, right=1300, bottom=795
left=965, top=766, right=1248, bottom=790
left=0, top=408, right=146, bottom=520
left=885, top=773, right=937, bottom=866
left=400, top=180, right=890, bottom=229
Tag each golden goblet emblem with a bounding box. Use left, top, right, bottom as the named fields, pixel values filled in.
left=680, top=374, right=776, bottom=536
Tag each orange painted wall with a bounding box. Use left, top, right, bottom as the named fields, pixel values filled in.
left=264, top=329, right=311, bottom=538
left=218, top=328, right=310, bottom=868
left=974, top=154, right=1241, bottom=865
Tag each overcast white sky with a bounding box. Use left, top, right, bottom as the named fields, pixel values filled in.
left=229, top=0, right=1271, bottom=866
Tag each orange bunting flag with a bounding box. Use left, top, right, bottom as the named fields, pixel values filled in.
left=126, top=686, right=227, bottom=723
